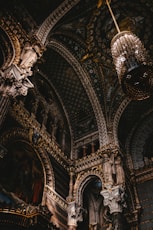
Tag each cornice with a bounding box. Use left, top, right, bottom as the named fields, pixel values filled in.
left=75, top=151, right=102, bottom=173
left=35, top=0, right=81, bottom=45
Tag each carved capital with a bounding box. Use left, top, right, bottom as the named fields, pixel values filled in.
left=67, top=201, right=77, bottom=227
left=67, top=201, right=84, bottom=228
left=0, top=64, right=33, bottom=97
left=101, top=185, right=126, bottom=214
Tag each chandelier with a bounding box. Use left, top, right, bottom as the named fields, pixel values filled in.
left=106, top=0, right=153, bottom=100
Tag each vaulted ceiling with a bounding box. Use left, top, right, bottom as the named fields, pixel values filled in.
left=1, top=0, right=153, bottom=149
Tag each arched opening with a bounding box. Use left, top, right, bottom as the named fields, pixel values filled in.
left=0, top=141, right=44, bottom=206
left=78, top=177, right=109, bottom=230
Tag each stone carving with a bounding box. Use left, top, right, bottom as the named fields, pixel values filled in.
left=67, top=201, right=85, bottom=229
left=114, top=156, right=125, bottom=186
left=68, top=202, right=78, bottom=229
left=101, top=185, right=126, bottom=214
left=0, top=64, right=34, bottom=97
left=0, top=42, right=42, bottom=98
left=19, top=42, right=41, bottom=73
left=102, top=153, right=114, bottom=189
left=87, top=192, right=104, bottom=230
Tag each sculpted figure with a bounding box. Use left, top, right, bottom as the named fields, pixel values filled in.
left=87, top=188, right=104, bottom=230
left=20, top=42, right=40, bottom=70
left=115, top=156, right=125, bottom=185
left=102, top=153, right=114, bottom=188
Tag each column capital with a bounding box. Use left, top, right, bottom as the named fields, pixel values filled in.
left=101, top=185, right=126, bottom=214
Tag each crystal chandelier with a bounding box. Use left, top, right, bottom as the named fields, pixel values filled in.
left=106, top=0, right=153, bottom=100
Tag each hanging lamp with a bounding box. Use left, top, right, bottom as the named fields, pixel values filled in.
left=106, top=0, right=153, bottom=100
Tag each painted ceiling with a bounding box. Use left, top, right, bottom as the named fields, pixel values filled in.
left=2, top=0, right=153, bottom=149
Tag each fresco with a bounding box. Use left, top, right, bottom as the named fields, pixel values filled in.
left=0, top=141, right=44, bottom=206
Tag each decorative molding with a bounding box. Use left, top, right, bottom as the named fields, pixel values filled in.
left=73, top=167, right=104, bottom=206
left=75, top=151, right=102, bottom=173
left=113, top=97, right=130, bottom=145
left=35, top=0, right=81, bottom=44
left=45, top=185, right=68, bottom=210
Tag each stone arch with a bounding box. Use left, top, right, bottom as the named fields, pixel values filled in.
left=73, top=169, right=104, bottom=206
left=35, top=0, right=80, bottom=44
left=113, top=98, right=130, bottom=146
left=73, top=169, right=110, bottom=230
left=0, top=127, right=55, bottom=193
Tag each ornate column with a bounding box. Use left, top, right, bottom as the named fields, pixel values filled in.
left=67, top=166, right=84, bottom=229
left=101, top=185, right=126, bottom=230
left=67, top=201, right=84, bottom=230
left=100, top=145, right=126, bottom=230
left=67, top=201, right=77, bottom=230
left=67, top=165, right=76, bottom=229
left=67, top=167, right=75, bottom=202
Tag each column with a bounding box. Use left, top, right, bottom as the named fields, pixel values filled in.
left=67, top=201, right=77, bottom=230
left=67, top=201, right=84, bottom=230
left=101, top=185, right=126, bottom=230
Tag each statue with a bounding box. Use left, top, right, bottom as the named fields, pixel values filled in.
left=102, top=153, right=114, bottom=188
left=87, top=190, right=105, bottom=229
left=20, top=42, right=40, bottom=71
left=115, top=156, right=125, bottom=186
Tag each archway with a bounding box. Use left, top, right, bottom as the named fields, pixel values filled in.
left=0, top=140, right=44, bottom=206
left=77, top=177, right=109, bottom=230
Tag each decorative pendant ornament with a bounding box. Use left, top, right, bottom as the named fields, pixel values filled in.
left=106, top=0, right=153, bottom=100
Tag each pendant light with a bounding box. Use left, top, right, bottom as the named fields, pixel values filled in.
left=106, top=0, right=153, bottom=100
